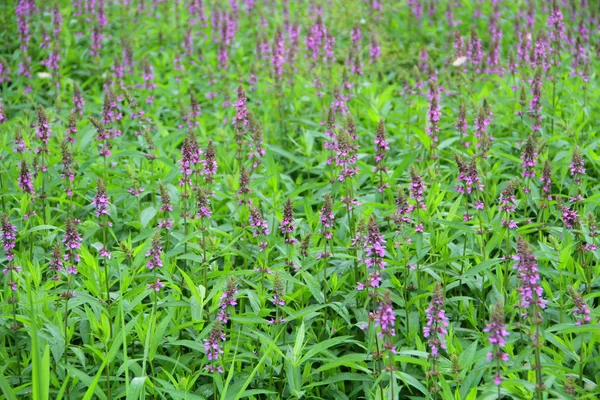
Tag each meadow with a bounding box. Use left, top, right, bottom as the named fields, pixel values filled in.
left=0, top=0, right=599, bottom=399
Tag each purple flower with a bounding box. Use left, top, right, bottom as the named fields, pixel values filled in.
left=271, top=272, right=285, bottom=306
left=73, top=85, right=85, bottom=115
left=90, top=25, right=103, bottom=57
left=484, top=302, right=509, bottom=385
left=217, top=277, right=238, bottom=323
left=529, top=69, right=543, bottom=131
left=568, top=286, right=591, bottom=325
left=370, top=290, right=396, bottom=343
left=498, top=179, right=518, bottom=213
left=424, top=282, right=449, bottom=358
left=63, top=218, right=82, bottom=266
left=92, top=178, right=110, bottom=217
left=319, top=193, right=335, bottom=239
left=280, top=198, right=296, bottom=244
left=49, top=243, right=63, bottom=276
left=1, top=214, right=17, bottom=262
left=196, top=187, right=212, bottom=219
left=570, top=147, right=585, bottom=184
left=561, top=205, right=579, bottom=230
left=147, top=278, right=165, bottom=291
left=468, top=28, right=484, bottom=73
left=159, top=183, right=172, bottom=212
left=145, top=231, right=163, bottom=270
left=271, top=28, right=286, bottom=79
left=203, top=140, right=218, bottom=182
left=521, top=135, right=538, bottom=177
left=409, top=166, right=427, bottom=212
left=426, top=82, right=441, bottom=144
left=36, top=106, right=51, bottom=146
left=204, top=321, right=226, bottom=363
left=249, top=205, right=269, bottom=238
left=233, top=85, right=249, bottom=126
left=514, top=237, right=546, bottom=315
left=540, top=161, right=552, bottom=201
left=18, top=161, right=34, bottom=194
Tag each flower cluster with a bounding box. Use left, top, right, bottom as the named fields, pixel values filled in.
left=424, top=282, right=449, bottom=358
left=280, top=198, right=296, bottom=244
left=484, top=302, right=509, bottom=385
left=514, top=237, right=546, bottom=317
left=145, top=231, right=163, bottom=270
left=92, top=178, right=111, bottom=218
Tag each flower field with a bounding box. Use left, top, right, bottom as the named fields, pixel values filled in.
left=0, top=0, right=599, bottom=399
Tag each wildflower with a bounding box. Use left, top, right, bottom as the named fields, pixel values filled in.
left=521, top=135, right=538, bottom=177
left=540, top=161, right=552, bottom=201
left=248, top=122, right=265, bottom=170
left=145, top=231, right=163, bottom=270
left=204, top=321, right=225, bottom=361
left=272, top=272, right=285, bottom=306
left=280, top=198, right=296, bottom=244
left=370, top=290, right=396, bottom=344
left=195, top=187, right=212, bottom=219
left=147, top=278, right=165, bottom=291
left=237, top=165, right=251, bottom=203
left=319, top=193, right=335, bottom=239
left=49, top=242, right=63, bottom=277
left=570, top=147, right=585, bottom=184
left=203, top=140, right=218, bottom=182
left=217, top=276, right=238, bottom=323
left=233, top=85, right=249, bottom=126
left=63, top=217, right=82, bottom=266
left=514, top=237, right=546, bottom=315
left=334, top=129, right=359, bottom=181
left=73, top=85, right=85, bottom=115
left=36, top=105, right=51, bottom=147
left=426, top=82, right=440, bottom=144
left=530, top=69, right=543, bottom=131
left=468, top=28, right=483, bottom=73
left=484, top=302, right=509, bottom=385
left=18, top=161, right=35, bottom=194
left=393, top=186, right=411, bottom=226
left=299, top=233, right=312, bottom=258
left=159, top=183, right=172, bottom=212
left=568, top=287, right=591, bottom=325
left=249, top=205, right=269, bottom=237
left=92, top=178, right=110, bottom=217
left=1, top=214, right=17, bottom=262
left=498, top=179, right=519, bottom=213
left=424, top=282, right=449, bottom=358
left=409, top=166, right=427, bottom=212
left=561, top=204, right=579, bottom=230
left=588, top=214, right=598, bottom=237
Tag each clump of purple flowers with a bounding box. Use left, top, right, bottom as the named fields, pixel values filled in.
left=63, top=217, right=82, bottom=272
left=204, top=320, right=225, bottom=373
left=1, top=214, right=17, bottom=262
left=568, top=286, right=591, bottom=325
left=146, top=230, right=163, bottom=270
left=357, top=216, right=386, bottom=291
left=18, top=160, right=35, bottom=194
left=370, top=290, right=396, bottom=353
left=92, top=178, right=110, bottom=217
left=484, top=302, right=509, bottom=385
left=570, top=147, right=585, bottom=185
left=521, top=135, right=538, bottom=179
left=514, top=236, right=546, bottom=317
left=319, top=193, right=335, bottom=240
left=249, top=205, right=269, bottom=252
left=424, top=282, right=449, bottom=358
left=280, top=198, right=296, bottom=244
left=217, top=276, right=238, bottom=323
